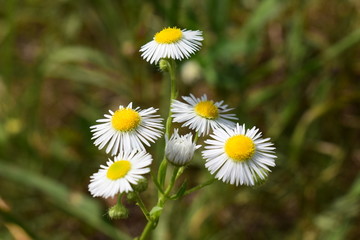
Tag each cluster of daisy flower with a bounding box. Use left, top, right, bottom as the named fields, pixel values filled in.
left=88, top=27, right=276, bottom=206
left=89, top=103, right=163, bottom=198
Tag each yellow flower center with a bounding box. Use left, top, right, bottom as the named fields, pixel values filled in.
left=111, top=108, right=141, bottom=132
left=154, top=27, right=183, bottom=44
left=224, top=135, right=256, bottom=162
left=107, top=160, right=131, bottom=180
left=194, top=101, right=219, bottom=119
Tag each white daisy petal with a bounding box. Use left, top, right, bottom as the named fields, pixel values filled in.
left=171, top=94, right=238, bottom=136
left=88, top=150, right=153, bottom=198
left=202, top=123, right=276, bottom=186
left=90, top=103, right=164, bottom=156
left=165, top=129, right=201, bottom=166
left=140, top=27, right=203, bottom=64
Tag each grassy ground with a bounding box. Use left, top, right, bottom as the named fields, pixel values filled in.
left=1, top=0, right=360, bottom=239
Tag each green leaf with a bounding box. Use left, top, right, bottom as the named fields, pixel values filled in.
left=41, top=46, right=130, bottom=94
left=151, top=172, right=164, bottom=194
left=149, top=206, right=163, bottom=217
left=157, top=160, right=168, bottom=188
left=170, top=181, right=187, bottom=200
left=44, top=46, right=116, bottom=70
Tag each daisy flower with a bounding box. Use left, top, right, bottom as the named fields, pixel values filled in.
left=171, top=94, right=238, bottom=136
left=202, top=123, right=276, bottom=186
left=89, top=150, right=152, bottom=198
left=90, top=103, right=163, bottom=156
left=165, top=129, right=201, bottom=166
left=140, top=27, right=203, bottom=64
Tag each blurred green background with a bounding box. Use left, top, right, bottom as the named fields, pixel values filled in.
left=1, top=0, right=360, bottom=239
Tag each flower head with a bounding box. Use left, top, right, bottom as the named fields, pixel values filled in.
left=88, top=150, right=152, bottom=198
left=165, top=129, right=201, bottom=166
left=171, top=94, right=238, bottom=136
left=140, top=27, right=203, bottom=64
left=90, top=103, right=163, bottom=156
left=202, top=123, right=276, bottom=186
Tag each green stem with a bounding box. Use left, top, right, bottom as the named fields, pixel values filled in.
left=184, top=178, right=216, bottom=196
left=157, top=59, right=177, bottom=189
left=164, top=166, right=179, bottom=196
left=141, top=59, right=178, bottom=240
left=175, top=166, right=185, bottom=180
left=135, top=192, right=151, bottom=221
left=139, top=220, right=155, bottom=240
left=165, top=59, right=177, bottom=136
left=117, top=194, right=122, bottom=204
left=151, top=172, right=164, bottom=194
left=194, top=132, right=199, bottom=143
left=139, top=167, right=180, bottom=240
left=157, top=158, right=168, bottom=188
left=157, top=166, right=179, bottom=207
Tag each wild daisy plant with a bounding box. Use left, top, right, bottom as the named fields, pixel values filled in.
left=88, top=26, right=277, bottom=239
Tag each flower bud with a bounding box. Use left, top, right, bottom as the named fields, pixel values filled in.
left=126, top=192, right=137, bottom=202
left=159, top=59, right=170, bottom=72
left=165, top=129, right=201, bottom=166
left=132, top=178, right=148, bottom=192
left=108, top=203, right=129, bottom=219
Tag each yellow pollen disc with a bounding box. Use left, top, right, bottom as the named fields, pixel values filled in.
left=107, top=160, right=131, bottom=180
left=111, top=108, right=141, bottom=132
left=154, top=27, right=183, bottom=44
left=194, top=101, right=219, bottom=119
left=224, top=135, right=256, bottom=162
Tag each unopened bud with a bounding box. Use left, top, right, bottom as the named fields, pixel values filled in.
left=108, top=203, right=129, bottom=219
left=159, top=59, right=170, bottom=72
left=132, top=178, right=148, bottom=192
left=126, top=192, right=137, bottom=202
left=165, top=129, right=201, bottom=166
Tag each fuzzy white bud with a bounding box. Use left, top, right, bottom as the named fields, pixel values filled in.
left=165, top=129, right=201, bottom=166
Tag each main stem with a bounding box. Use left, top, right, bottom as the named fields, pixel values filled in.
left=158, top=59, right=177, bottom=187
left=140, top=60, right=177, bottom=240
left=139, top=220, right=155, bottom=240
left=165, top=59, right=176, bottom=135
left=139, top=167, right=180, bottom=240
